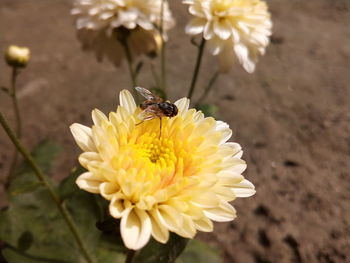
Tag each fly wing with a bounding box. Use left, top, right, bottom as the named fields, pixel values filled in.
left=137, top=107, right=158, bottom=121
left=135, top=87, right=163, bottom=103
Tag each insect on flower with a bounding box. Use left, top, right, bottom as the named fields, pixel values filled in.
left=135, top=87, right=178, bottom=136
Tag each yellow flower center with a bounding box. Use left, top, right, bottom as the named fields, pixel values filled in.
left=134, top=132, right=176, bottom=168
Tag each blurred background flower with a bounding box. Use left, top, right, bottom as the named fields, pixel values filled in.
left=71, top=0, right=175, bottom=66
left=184, top=0, right=272, bottom=73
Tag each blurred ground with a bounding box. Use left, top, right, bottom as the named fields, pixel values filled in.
left=1, top=0, right=350, bottom=262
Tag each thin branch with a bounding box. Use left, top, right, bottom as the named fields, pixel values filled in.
left=188, top=38, right=206, bottom=100
left=6, top=67, right=21, bottom=188
left=197, top=71, right=220, bottom=103
left=120, top=39, right=138, bottom=101
left=125, top=249, right=136, bottom=263
left=159, top=0, right=167, bottom=95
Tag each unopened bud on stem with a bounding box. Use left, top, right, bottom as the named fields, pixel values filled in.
left=5, top=45, right=30, bottom=68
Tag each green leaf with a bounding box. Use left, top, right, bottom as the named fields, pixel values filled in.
left=195, top=103, right=218, bottom=117
left=1, top=141, right=128, bottom=263
left=133, top=234, right=189, bottom=263
left=98, top=232, right=125, bottom=253
left=13, top=140, right=61, bottom=178
left=17, top=231, right=33, bottom=252
left=2, top=246, right=71, bottom=263
left=96, top=247, right=125, bottom=263
left=58, top=166, right=85, bottom=200
left=0, top=185, right=82, bottom=263
left=176, top=239, right=222, bottom=263
left=8, top=140, right=61, bottom=195
left=0, top=141, right=93, bottom=263
left=96, top=217, right=120, bottom=233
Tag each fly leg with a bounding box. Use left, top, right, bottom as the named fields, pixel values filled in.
left=159, top=117, right=162, bottom=139
left=136, top=120, right=144, bottom=126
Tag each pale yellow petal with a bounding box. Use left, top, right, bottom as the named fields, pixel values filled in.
left=152, top=205, right=181, bottom=233
left=150, top=210, right=170, bottom=244
left=99, top=182, right=119, bottom=200
left=119, top=89, right=137, bottom=115
left=92, top=109, right=108, bottom=126
left=78, top=152, right=101, bottom=168
left=232, top=179, right=256, bottom=198
left=203, top=201, right=237, bottom=222
left=174, top=98, right=190, bottom=115
left=194, top=216, right=213, bottom=232
left=109, top=195, right=126, bottom=218
left=120, top=208, right=152, bottom=250
left=76, top=172, right=102, bottom=193
left=175, top=214, right=196, bottom=239
left=70, top=124, right=96, bottom=152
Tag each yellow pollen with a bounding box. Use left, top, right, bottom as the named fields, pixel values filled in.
left=134, top=133, right=176, bottom=168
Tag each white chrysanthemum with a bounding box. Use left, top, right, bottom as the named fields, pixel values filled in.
left=184, top=0, right=272, bottom=73
left=72, top=0, right=175, bottom=65
left=70, top=90, right=255, bottom=250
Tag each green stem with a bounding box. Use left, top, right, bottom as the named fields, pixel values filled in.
left=121, top=40, right=138, bottom=100
left=6, top=67, right=21, bottom=188
left=11, top=67, right=21, bottom=137
left=197, top=71, right=220, bottom=103
left=188, top=38, right=206, bottom=100
left=125, top=250, right=136, bottom=263
left=150, top=62, right=161, bottom=88
left=159, top=0, right=167, bottom=96
left=0, top=112, right=97, bottom=263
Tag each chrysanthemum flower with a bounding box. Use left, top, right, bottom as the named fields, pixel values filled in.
left=71, top=0, right=175, bottom=66
left=184, top=0, right=272, bottom=73
left=70, top=90, right=255, bottom=250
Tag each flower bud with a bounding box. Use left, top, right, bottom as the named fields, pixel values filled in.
left=146, top=32, right=163, bottom=59
left=5, top=45, right=30, bottom=68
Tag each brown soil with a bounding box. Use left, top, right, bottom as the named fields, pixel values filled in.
left=1, top=0, right=349, bottom=262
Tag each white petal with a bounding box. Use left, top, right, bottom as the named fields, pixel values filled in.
left=185, top=18, right=206, bottom=35
left=70, top=123, right=97, bottom=152
left=217, top=172, right=244, bottom=186
left=109, top=195, right=126, bottom=218
left=119, top=89, right=137, bottom=115
left=191, top=193, right=220, bottom=208
left=76, top=172, right=102, bottom=193
left=78, top=152, right=101, bottom=168
left=150, top=210, right=170, bottom=244
left=215, top=121, right=232, bottom=144
left=232, top=179, right=256, bottom=197
left=121, top=208, right=152, bottom=250
left=207, top=37, right=224, bottom=55
left=203, top=202, right=236, bottom=222
left=194, top=217, right=213, bottom=232
left=152, top=205, right=181, bottom=233
left=218, top=43, right=234, bottom=73
left=176, top=214, right=196, bottom=238
left=174, top=98, right=190, bottom=114
left=213, top=20, right=231, bottom=40
left=99, top=182, right=118, bottom=200
left=203, top=21, right=214, bottom=40
left=224, top=142, right=243, bottom=158
left=222, top=158, right=247, bottom=174
left=92, top=109, right=108, bottom=126
left=234, top=43, right=255, bottom=73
